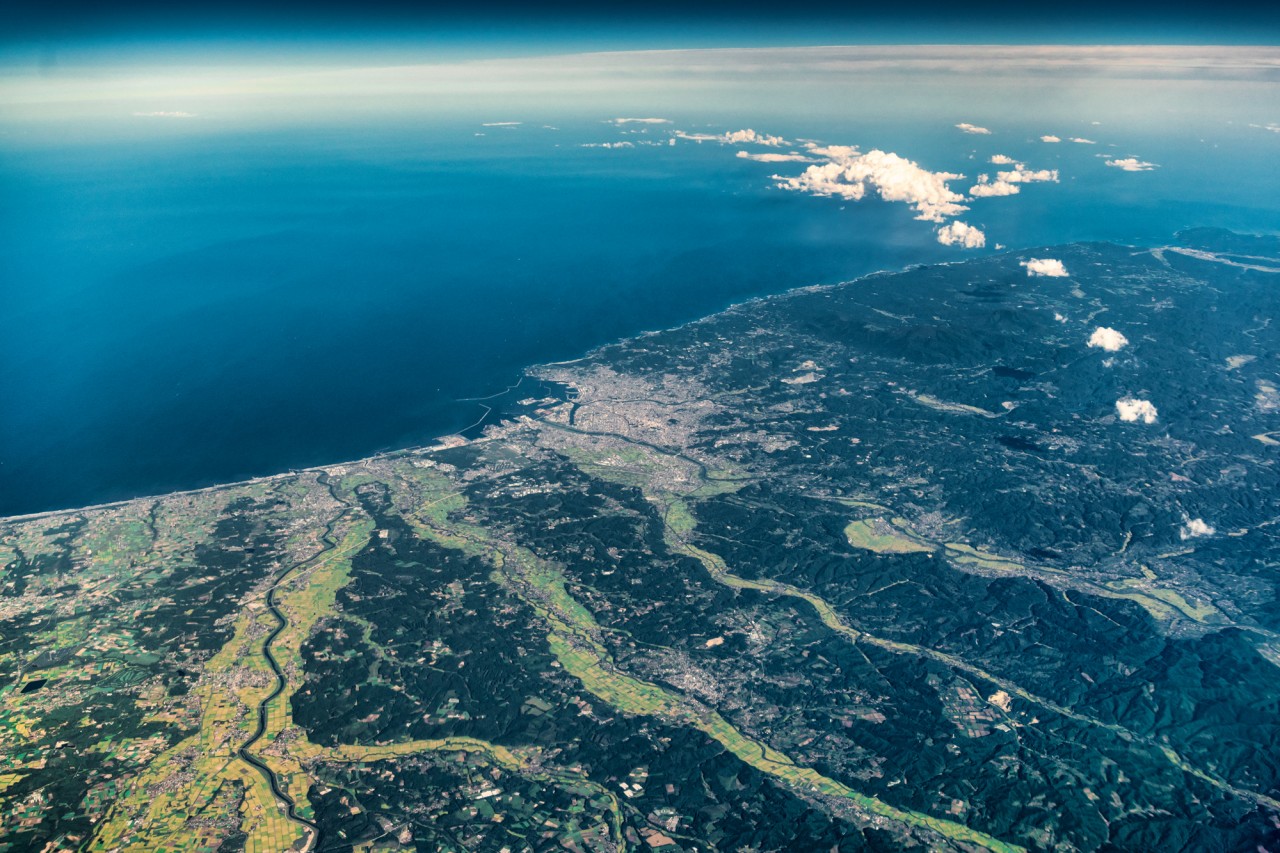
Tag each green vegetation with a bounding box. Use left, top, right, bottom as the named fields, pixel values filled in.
left=6, top=235, right=1280, bottom=852
left=944, top=542, right=1025, bottom=572
left=845, top=518, right=935, bottom=554
left=1103, top=578, right=1224, bottom=624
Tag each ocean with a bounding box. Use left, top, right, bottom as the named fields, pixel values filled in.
left=3, top=47, right=1278, bottom=515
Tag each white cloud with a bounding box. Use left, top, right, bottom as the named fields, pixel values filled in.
left=969, top=174, right=1021, bottom=197
left=1021, top=258, right=1069, bottom=277
left=1041, top=135, right=1062, bottom=142
left=997, top=166, right=1059, bottom=183
left=482, top=121, right=522, bottom=127
left=956, top=122, right=992, bottom=135
left=1106, top=157, right=1158, bottom=171
left=1249, top=123, right=1280, bottom=133
left=990, top=154, right=1017, bottom=164
left=1069, top=137, right=1097, bottom=144
left=805, top=144, right=861, bottom=158
left=132, top=111, right=195, bottom=118
left=1087, top=327, right=1129, bottom=351
left=775, top=148, right=968, bottom=222
left=1115, top=397, right=1158, bottom=424
left=610, top=117, right=672, bottom=125
left=936, top=221, right=986, bottom=248
left=581, top=141, right=634, bottom=149
left=723, top=129, right=787, bottom=146
left=1180, top=518, right=1215, bottom=539
left=675, top=128, right=787, bottom=146
left=736, top=150, right=818, bottom=163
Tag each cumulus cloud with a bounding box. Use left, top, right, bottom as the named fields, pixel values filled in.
left=736, top=150, right=818, bottom=163
left=673, top=131, right=716, bottom=142
left=1116, top=397, right=1158, bottom=424
left=1041, top=135, right=1062, bottom=142
left=936, top=221, right=987, bottom=248
left=1180, top=518, right=1215, bottom=539
left=969, top=174, right=1021, bottom=197
left=675, top=128, right=787, bottom=146
left=997, top=166, right=1059, bottom=183
left=805, top=144, right=861, bottom=158
left=775, top=148, right=968, bottom=222
left=1088, top=327, right=1129, bottom=351
left=956, top=122, right=992, bottom=135
left=1070, top=137, right=1097, bottom=144
left=132, top=111, right=196, bottom=118
left=723, top=129, right=787, bottom=145
left=990, top=154, right=1017, bottom=164
left=581, top=141, right=634, bottom=149
left=610, top=117, right=672, bottom=125
left=1106, top=157, right=1158, bottom=171
left=1021, top=258, right=1069, bottom=277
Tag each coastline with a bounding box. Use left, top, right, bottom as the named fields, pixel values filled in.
left=0, top=241, right=1105, bottom=525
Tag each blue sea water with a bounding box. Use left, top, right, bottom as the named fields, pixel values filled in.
left=3, top=51, right=1279, bottom=516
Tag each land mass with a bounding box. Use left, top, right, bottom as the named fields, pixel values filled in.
left=3, top=231, right=1280, bottom=852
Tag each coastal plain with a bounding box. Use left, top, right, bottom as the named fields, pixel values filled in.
left=3, top=230, right=1280, bottom=852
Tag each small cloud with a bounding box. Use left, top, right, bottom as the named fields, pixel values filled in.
left=1249, top=123, right=1280, bottom=133
left=132, top=111, right=196, bottom=118
left=1180, top=518, right=1215, bottom=539
left=969, top=175, right=1020, bottom=197
left=1256, top=379, right=1280, bottom=412
left=998, top=166, right=1059, bottom=183
left=1106, top=157, right=1158, bottom=171
left=804, top=143, right=861, bottom=158
left=990, top=154, right=1017, bottom=165
left=719, top=128, right=787, bottom=146
left=936, top=221, right=986, bottom=248
left=581, top=141, right=634, bottom=149
left=1040, top=135, right=1062, bottom=142
left=1088, top=327, right=1129, bottom=352
left=956, top=122, right=992, bottom=135
left=1021, top=258, right=1069, bottom=277
left=1069, top=137, right=1097, bottom=144
left=675, top=128, right=787, bottom=146
left=736, top=150, right=818, bottom=163
left=482, top=121, right=522, bottom=127
left=1115, top=397, right=1158, bottom=424
left=609, top=117, right=672, bottom=125
left=1225, top=354, right=1256, bottom=370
